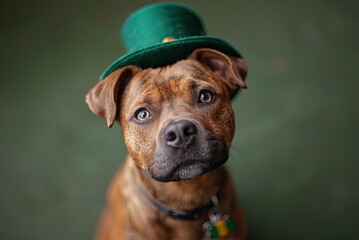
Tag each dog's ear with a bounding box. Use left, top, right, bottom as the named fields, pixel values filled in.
left=189, top=48, right=248, bottom=94
left=85, top=66, right=140, bottom=128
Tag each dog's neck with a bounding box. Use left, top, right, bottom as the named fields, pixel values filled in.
left=131, top=157, right=222, bottom=211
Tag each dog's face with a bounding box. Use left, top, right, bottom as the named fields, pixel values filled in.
left=86, top=48, right=247, bottom=182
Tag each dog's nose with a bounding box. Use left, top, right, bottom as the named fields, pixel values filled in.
left=163, top=120, right=197, bottom=149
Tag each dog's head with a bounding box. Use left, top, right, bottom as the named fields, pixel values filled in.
left=86, top=48, right=247, bottom=182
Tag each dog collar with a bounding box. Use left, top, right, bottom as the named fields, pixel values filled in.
left=142, top=187, right=238, bottom=238
left=144, top=191, right=214, bottom=221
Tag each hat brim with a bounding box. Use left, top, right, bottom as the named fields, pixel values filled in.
left=100, top=36, right=244, bottom=98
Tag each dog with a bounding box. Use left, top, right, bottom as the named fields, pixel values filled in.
left=86, top=48, right=248, bottom=239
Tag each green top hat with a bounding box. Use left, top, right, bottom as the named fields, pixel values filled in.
left=100, top=3, right=244, bottom=94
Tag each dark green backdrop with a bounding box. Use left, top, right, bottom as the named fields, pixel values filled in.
left=1, top=0, right=358, bottom=239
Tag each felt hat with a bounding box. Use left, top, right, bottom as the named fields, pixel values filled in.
left=100, top=3, right=244, bottom=96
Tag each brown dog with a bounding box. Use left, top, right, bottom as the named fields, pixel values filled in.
left=86, top=48, right=248, bottom=239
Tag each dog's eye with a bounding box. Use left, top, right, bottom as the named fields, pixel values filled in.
left=198, top=90, right=214, bottom=104
left=135, top=109, right=151, bottom=121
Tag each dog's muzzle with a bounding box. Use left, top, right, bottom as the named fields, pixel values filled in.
left=149, top=119, right=228, bottom=182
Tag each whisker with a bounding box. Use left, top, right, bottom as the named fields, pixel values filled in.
left=230, top=145, right=249, bottom=162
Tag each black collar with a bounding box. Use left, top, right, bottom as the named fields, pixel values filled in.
left=142, top=189, right=214, bottom=221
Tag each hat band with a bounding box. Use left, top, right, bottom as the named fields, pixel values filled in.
left=162, top=37, right=177, bottom=43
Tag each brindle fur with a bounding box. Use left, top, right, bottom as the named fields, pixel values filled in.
left=86, top=49, right=248, bottom=239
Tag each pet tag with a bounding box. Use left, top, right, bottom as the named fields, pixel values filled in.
left=202, top=196, right=236, bottom=239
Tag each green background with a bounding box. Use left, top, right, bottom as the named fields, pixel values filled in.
left=1, top=0, right=358, bottom=239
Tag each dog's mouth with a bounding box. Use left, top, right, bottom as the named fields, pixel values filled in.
left=148, top=120, right=230, bottom=182
left=148, top=154, right=228, bottom=182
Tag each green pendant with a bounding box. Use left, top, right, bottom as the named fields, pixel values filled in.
left=204, top=216, right=236, bottom=239
left=202, top=196, right=237, bottom=239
